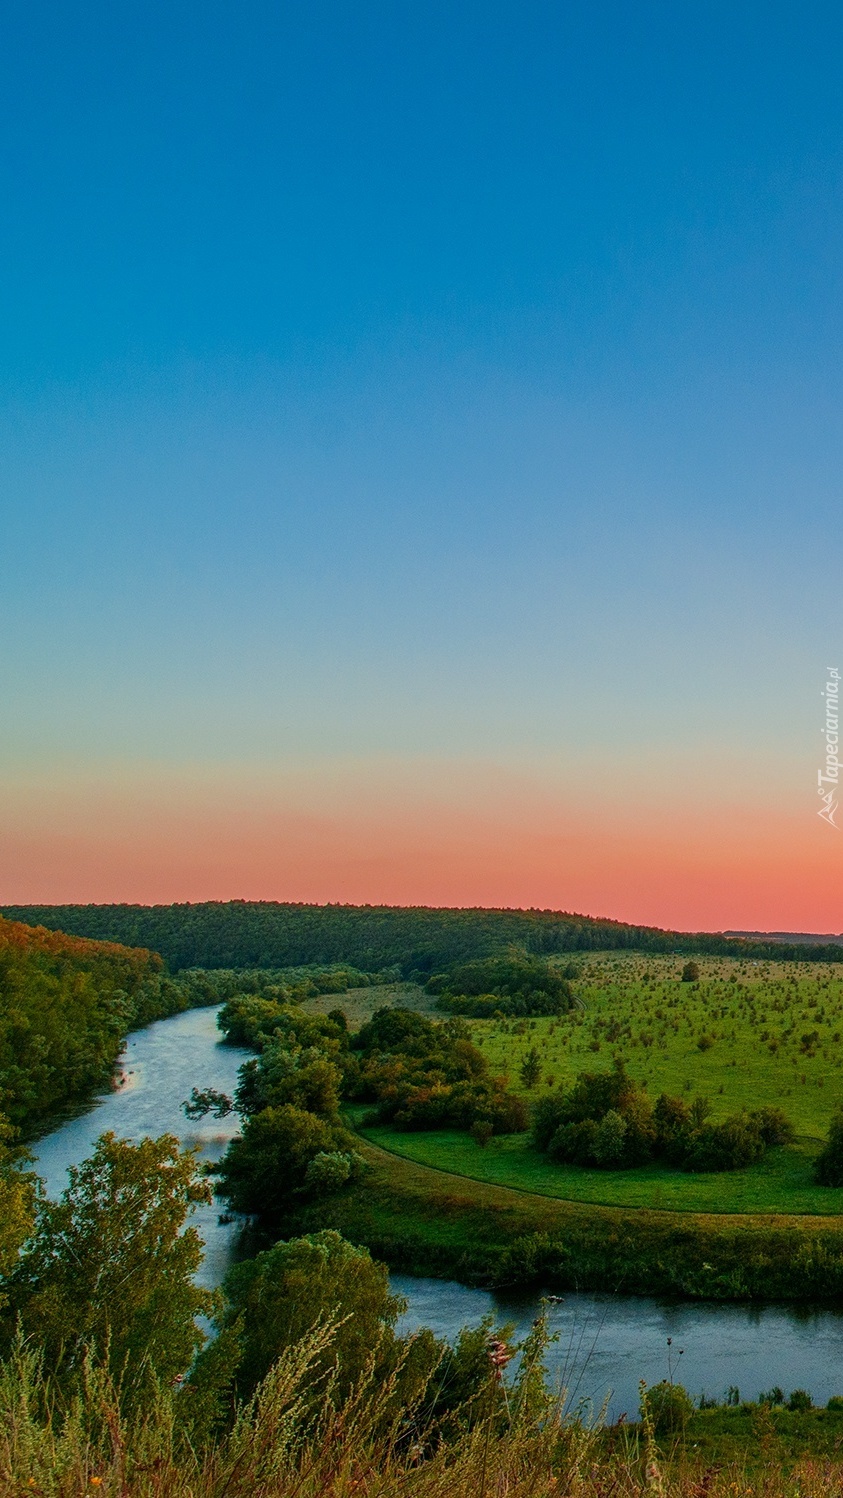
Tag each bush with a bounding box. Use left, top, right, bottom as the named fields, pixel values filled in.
left=787, top=1388, right=813, bottom=1412
left=682, top=1114, right=765, bottom=1173
left=431, top=953, right=574, bottom=1018
left=641, top=1380, right=694, bottom=1434
left=681, top=961, right=700, bottom=982
left=303, top=1150, right=360, bottom=1194
left=534, top=1068, right=792, bottom=1176
left=815, top=1108, right=843, bottom=1186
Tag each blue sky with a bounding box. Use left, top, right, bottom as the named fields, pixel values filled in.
left=1, top=2, right=842, bottom=920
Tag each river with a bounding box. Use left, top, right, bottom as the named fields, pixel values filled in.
left=30, top=1003, right=843, bottom=1420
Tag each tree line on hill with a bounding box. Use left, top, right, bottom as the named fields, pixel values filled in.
left=5, top=900, right=843, bottom=972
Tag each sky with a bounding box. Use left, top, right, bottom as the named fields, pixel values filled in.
left=2, top=1, right=842, bottom=929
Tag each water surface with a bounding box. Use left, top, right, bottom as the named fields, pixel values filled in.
left=394, top=1276, right=843, bottom=1421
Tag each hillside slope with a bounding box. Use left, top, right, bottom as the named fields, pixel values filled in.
left=0, top=916, right=184, bottom=1133
left=3, top=901, right=842, bottom=972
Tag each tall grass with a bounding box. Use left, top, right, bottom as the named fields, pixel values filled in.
left=0, top=1324, right=839, bottom=1498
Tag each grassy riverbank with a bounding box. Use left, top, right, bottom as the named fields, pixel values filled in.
left=357, top=1124, right=842, bottom=1214
left=287, top=1135, right=843, bottom=1299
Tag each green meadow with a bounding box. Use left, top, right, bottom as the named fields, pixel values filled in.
left=351, top=952, right=843, bottom=1216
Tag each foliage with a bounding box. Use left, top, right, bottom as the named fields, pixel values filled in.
left=9, top=899, right=842, bottom=974
left=0, top=1122, right=35, bottom=1301
left=235, top=1044, right=344, bottom=1118
left=184, top=1087, right=233, bottom=1119
left=218, top=995, right=349, bottom=1052
left=430, top=953, right=575, bottom=1017
left=519, top=1048, right=542, bottom=1088
left=0, top=916, right=188, bottom=1133
left=215, top=1103, right=360, bottom=1221
left=0, top=1133, right=213, bottom=1400
left=349, top=1007, right=527, bottom=1135
left=815, top=1109, right=843, bottom=1185
left=642, top=1379, right=695, bottom=1434
left=218, top=1230, right=412, bottom=1401
left=532, top=1064, right=793, bottom=1172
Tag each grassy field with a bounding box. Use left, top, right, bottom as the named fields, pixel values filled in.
left=356, top=1125, right=843, bottom=1214
left=299, top=980, right=437, bottom=1027
left=317, top=953, right=843, bottom=1216
left=472, top=952, right=843, bottom=1137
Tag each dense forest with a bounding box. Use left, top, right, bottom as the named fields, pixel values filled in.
left=4, top=901, right=841, bottom=973
left=0, top=915, right=191, bottom=1133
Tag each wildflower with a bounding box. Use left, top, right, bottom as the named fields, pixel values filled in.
left=486, top=1337, right=514, bottom=1380
left=89, top=1479, right=103, bottom=1488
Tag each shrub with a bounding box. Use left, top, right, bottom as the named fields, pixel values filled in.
left=752, top=1106, right=794, bottom=1147
left=431, top=953, right=574, bottom=1018
left=787, top=1388, right=813, bottom=1412
left=683, top=1114, right=765, bottom=1173
left=641, top=1380, right=694, bottom=1434
left=591, top=1109, right=628, bottom=1166
left=303, top=1150, right=360, bottom=1194
left=815, top=1108, right=843, bottom=1186
left=681, top=961, right=700, bottom=982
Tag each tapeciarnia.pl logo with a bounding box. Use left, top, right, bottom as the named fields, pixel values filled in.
left=818, top=667, right=840, bottom=828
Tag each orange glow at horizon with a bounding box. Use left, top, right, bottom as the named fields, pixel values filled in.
left=2, top=755, right=841, bottom=934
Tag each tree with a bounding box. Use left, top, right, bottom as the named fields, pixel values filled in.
left=215, top=1103, right=352, bottom=1218
left=220, top=1230, right=408, bottom=1401
left=641, top=1380, right=694, bottom=1435
left=0, top=1119, right=35, bottom=1299
left=592, top=1108, right=628, bottom=1166
left=183, top=1087, right=233, bottom=1119
left=519, top=1048, right=542, bottom=1089
left=245, top=1042, right=343, bottom=1118
left=681, top=961, right=700, bottom=983
left=0, top=1133, right=213, bottom=1398
left=815, top=1108, right=843, bottom=1185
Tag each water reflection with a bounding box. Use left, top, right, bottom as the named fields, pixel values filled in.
left=393, top=1275, right=843, bottom=1421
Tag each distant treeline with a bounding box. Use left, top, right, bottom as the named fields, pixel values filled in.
left=3, top=902, right=843, bottom=973
left=0, top=916, right=193, bottom=1134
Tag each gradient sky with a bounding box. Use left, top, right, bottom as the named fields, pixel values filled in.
left=2, top=1, right=842, bottom=928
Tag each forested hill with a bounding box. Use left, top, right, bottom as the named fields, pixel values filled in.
left=4, top=901, right=842, bottom=973
left=0, top=916, right=186, bottom=1134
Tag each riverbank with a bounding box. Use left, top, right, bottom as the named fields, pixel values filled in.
left=288, top=1134, right=843, bottom=1300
